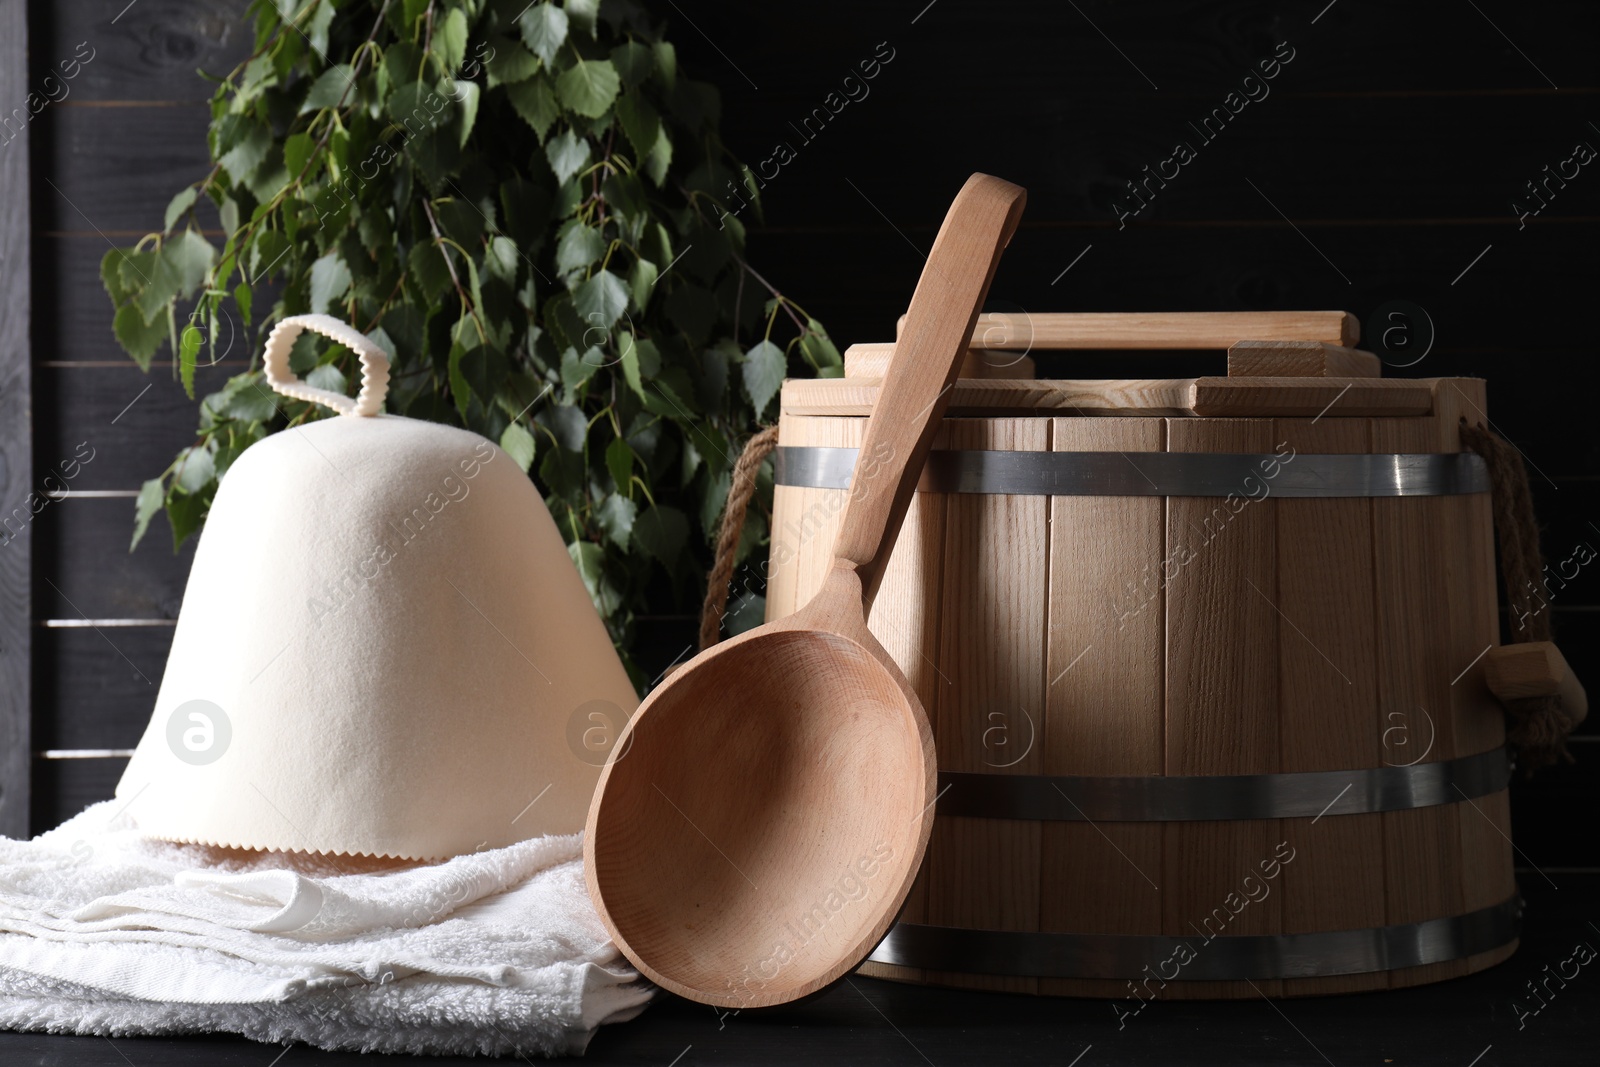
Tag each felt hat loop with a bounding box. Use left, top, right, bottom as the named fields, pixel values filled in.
left=263, top=314, right=391, bottom=417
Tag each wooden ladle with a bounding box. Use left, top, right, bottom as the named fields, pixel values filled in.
left=584, top=174, right=1027, bottom=1008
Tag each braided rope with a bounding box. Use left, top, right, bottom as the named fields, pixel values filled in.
left=698, top=425, right=780, bottom=650
left=1461, top=422, right=1574, bottom=769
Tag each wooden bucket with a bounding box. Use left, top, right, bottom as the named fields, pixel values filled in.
left=765, top=312, right=1525, bottom=998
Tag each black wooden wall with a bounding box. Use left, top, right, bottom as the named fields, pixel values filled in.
left=17, top=2, right=1598, bottom=870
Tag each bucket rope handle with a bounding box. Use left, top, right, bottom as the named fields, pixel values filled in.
left=263, top=314, right=391, bottom=417
left=1461, top=421, right=1579, bottom=769
left=698, top=425, right=779, bottom=651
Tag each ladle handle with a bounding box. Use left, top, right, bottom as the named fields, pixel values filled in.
left=831, top=173, right=1026, bottom=607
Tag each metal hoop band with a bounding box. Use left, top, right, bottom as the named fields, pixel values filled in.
left=773, top=447, right=1491, bottom=497
left=935, top=747, right=1510, bottom=822
left=866, top=896, right=1522, bottom=980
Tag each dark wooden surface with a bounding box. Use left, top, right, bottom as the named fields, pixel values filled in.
left=0, top=876, right=1590, bottom=1064
left=1, top=0, right=34, bottom=839
left=17, top=0, right=1600, bottom=855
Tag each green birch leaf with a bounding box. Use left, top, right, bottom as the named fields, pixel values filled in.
left=741, top=338, right=785, bottom=416
left=100, top=248, right=134, bottom=306
left=545, top=403, right=588, bottom=450
left=306, top=363, right=347, bottom=396
left=163, top=188, right=197, bottom=233
left=566, top=0, right=600, bottom=36
left=131, top=479, right=165, bottom=550
left=366, top=326, right=397, bottom=364
left=167, top=488, right=207, bottom=550
left=234, top=281, right=253, bottom=327
left=519, top=2, right=569, bottom=65
left=174, top=445, right=215, bottom=494
left=486, top=40, right=540, bottom=86
left=250, top=230, right=291, bottom=280
left=632, top=504, right=687, bottom=566
left=408, top=240, right=452, bottom=296
left=486, top=235, right=520, bottom=285
left=220, top=374, right=279, bottom=421
left=168, top=230, right=216, bottom=295
left=135, top=231, right=215, bottom=324
left=634, top=336, right=661, bottom=377
left=699, top=467, right=730, bottom=531
left=435, top=197, right=483, bottom=250
left=218, top=122, right=270, bottom=184
left=434, top=7, right=469, bottom=74
left=116, top=249, right=156, bottom=297
left=605, top=435, right=633, bottom=490
left=178, top=318, right=202, bottom=398
left=568, top=540, right=622, bottom=616
left=306, top=0, right=334, bottom=57
left=507, top=76, right=560, bottom=141
left=619, top=331, right=645, bottom=398
left=596, top=494, right=636, bottom=548
left=408, top=126, right=460, bottom=199
left=309, top=250, right=352, bottom=314
left=390, top=81, right=452, bottom=139
left=610, top=41, right=653, bottom=87
left=283, top=131, right=316, bottom=178
left=500, top=421, right=537, bottom=471
left=299, top=64, right=355, bottom=113
left=629, top=257, right=657, bottom=311
left=113, top=304, right=165, bottom=370
left=382, top=40, right=423, bottom=89
left=544, top=127, right=591, bottom=185
left=644, top=124, right=672, bottom=185
left=574, top=269, right=627, bottom=331
left=653, top=40, right=676, bottom=89
left=799, top=318, right=843, bottom=369
left=555, top=219, right=604, bottom=274
left=453, top=79, right=480, bottom=146
left=463, top=254, right=485, bottom=319
left=556, top=59, right=620, bottom=119
left=543, top=290, right=587, bottom=352
left=560, top=345, right=603, bottom=392
left=614, top=93, right=659, bottom=163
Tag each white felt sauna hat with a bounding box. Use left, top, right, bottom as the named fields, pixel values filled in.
left=116, top=314, right=638, bottom=860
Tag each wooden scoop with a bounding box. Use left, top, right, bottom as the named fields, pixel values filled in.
left=584, top=174, right=1026, bottom=1008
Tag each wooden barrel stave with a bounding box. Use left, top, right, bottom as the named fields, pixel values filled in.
left=1273, top=416, right=1386, bottom=997
left=924, top=420, right=1049, bottom=995
left=1040, top=417, right=1167, bottom=999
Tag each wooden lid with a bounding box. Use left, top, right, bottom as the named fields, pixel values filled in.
left=781, top=375, right=1435, bottom=418
left=787, top=312, right=1438, bottom=417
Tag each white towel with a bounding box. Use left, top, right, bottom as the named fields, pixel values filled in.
left=0, top=800, right=653, bottom=1056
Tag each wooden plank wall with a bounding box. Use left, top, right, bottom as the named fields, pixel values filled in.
left=19, top=0, right=1599, bottom=880
left=24, top=0, right=251, bottom=828
left=1, top=0, right=32, bottom=838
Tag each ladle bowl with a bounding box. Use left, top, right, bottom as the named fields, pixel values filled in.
left=586, top=595, right=933, bottom=1006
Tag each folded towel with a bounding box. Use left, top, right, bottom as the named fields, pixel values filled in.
left=0, top=800, right=653, bottom=1056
